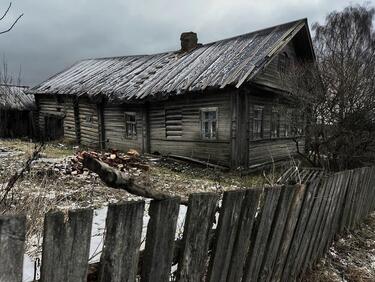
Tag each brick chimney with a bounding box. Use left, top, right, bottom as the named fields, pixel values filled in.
left=180, top=32, right=198, bottom=52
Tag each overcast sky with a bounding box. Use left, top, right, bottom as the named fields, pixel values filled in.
left=0, top=0, right=372, bottom=86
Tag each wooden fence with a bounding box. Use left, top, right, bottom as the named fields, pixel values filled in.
left=1, top=166, right=375, bottom=282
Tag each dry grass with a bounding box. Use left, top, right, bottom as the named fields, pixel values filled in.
left=302, top=214, right=375, bottom=282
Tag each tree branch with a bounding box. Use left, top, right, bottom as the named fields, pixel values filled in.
left=82, top=154, right=188, bottom=205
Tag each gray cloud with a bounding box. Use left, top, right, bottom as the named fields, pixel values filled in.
left=0, top=0, right=371, bottom=86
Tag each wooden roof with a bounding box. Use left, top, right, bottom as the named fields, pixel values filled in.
left=0, top=84, right=35, bottom=111
left=30, top=19, right=313, bottom=102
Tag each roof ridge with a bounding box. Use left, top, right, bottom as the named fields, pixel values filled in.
left=81, top=18, right=307, bottom=62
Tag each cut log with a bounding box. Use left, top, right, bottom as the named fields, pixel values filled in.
left=82, top=154, right=188, bottom=205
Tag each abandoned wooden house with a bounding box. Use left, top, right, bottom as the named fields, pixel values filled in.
left=29, top=19, right=315, bottom=168
left=0, top=84, right=36, bottom=138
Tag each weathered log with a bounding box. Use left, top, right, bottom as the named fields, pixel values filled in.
left=82, top=154, right=189, bottom=205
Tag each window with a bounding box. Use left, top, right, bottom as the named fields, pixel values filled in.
left=278, top=52, right=290, bottom=74
left=125, top=112, right=137, bottom=138
left=292, top=110, right=304, bottom=136
left=285, top=109, right=293, bottom=137
left=165, top=107, right=182, bottom=139
left=201, top=107, right=218, bottom=140
left=253, top=105, right=264, bottom=139
left=271, top=107, right=280, bottom=138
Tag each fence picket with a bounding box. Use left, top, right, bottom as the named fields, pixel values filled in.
left=141, top=198, right=180, bottom=282
left=258, top=185, right=297, bottom=282
left=242, top=186, right=282, bottom=282
left=271, top=184, right=306, bottom=281
left=226, top=188, right=262, bottom=282
left=207, top=190, right=247, bottom=282
left=0, top=215, right=26, bottom=282
left=40, top=209, right=93, bottom=282
left=99, top=201, right=145, bottom=282
left=177, top=193, right=219, bottom=282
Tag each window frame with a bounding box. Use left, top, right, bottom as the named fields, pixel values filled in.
left=271, top=107, right=280, bottom=138
left=252, top=105, right=264, bottom=140
left=200, top=107, right=218, bottom=140
left=124, top=112, right=137, bottom=139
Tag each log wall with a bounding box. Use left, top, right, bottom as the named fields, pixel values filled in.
left=103, top=104, right=144, bottom=152
left=149, top=91, right=232, bottom=165
left=36, top=95, right=77, bottom=142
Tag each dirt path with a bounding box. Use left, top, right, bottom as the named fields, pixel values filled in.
left=303, top=213, right=375, bottom=281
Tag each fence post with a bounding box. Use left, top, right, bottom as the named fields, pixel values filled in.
left=40, top=209, right=93, bottom=282
left=99, top=201, right=145, bottom=282
left=177, top=193, right=219, bottom=282
left=0, top=215, right=26, bottom=282
left=141, top=198, right=180, bottom=282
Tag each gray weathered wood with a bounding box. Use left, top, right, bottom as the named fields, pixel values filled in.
left=40, top=209, right=93, bottom=282
left=280, top=180, right=320, bottom=281
left=242, top=186, right=282, bottom=282
left=0, top=215, right=26, bottom=282
left=177, top=193, right=219, bottom=282
left=207, top=190, right=247, bottom=282
left=141, top=198, right=180, bottom=282
left=99, top=201, right=145, bottom=282
left=226, top=188, right=263, bottom=282
left=258, top=185, right=297, bottom=282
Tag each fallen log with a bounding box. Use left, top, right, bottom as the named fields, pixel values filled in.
left=82, top=154, right=188, bottom=205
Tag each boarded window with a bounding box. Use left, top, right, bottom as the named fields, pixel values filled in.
left=201, top=107, right=218, bottom=140
left=271, top=107, right=280, bottom=138
left=125, top=112, right=137, bottom=138
left=165, top=107, right=182, bottom=139
left=252, top=105, right=264, bottom=139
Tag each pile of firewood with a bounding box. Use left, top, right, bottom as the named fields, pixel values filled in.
left=70, top=149, right=150, bottom=175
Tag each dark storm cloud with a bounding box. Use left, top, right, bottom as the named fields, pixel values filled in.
left=0, top=0, right=370, bottom=86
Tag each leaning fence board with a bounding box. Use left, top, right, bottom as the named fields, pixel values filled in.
left=338, top=170, right=355, bottom=233
left=313, top=173, right=345, bottom=262
left=177, top=193, right=219, bottom=282
left=301, top=174, right=337, bottom=274
left=207, top=190, right=246, bottom=282
left=99, top=201, right=145, bottom=282
left=288, top=176, right=330, bottom=279
left=281, top=180, right=320, bottom=281
left=271, top=184, right=306, bottom=281
left=258, top=185, right=297, bottom=282
left=242, top=186, right=282, bottom=282
left=0, top=215, right=26, bottom=282
left=226, top=188, right=263, bottom=282
left=141, top=198, right=180, bottom=282
left=40, top=209, right=93, bottom=282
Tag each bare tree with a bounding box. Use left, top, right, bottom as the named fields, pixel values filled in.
left=283, top=5, right=375, bottom=171
left=0, top=2, right=23, bottom=35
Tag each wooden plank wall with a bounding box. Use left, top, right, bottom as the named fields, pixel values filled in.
left=36, top=95, right=77, bottom=142
left=103, top=104, right=144, bottom=153
left=78, top=97, right=99, bottom=147
left=253, top=40, right=297, bottom=90
left=4, top=166, right=375, bottom=281
left=149, top=91, right=232, bottom=164
left=247, top=89, right=305, bottom=166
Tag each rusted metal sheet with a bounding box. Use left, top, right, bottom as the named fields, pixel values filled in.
left=29, top=20, right=307, bottom=103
